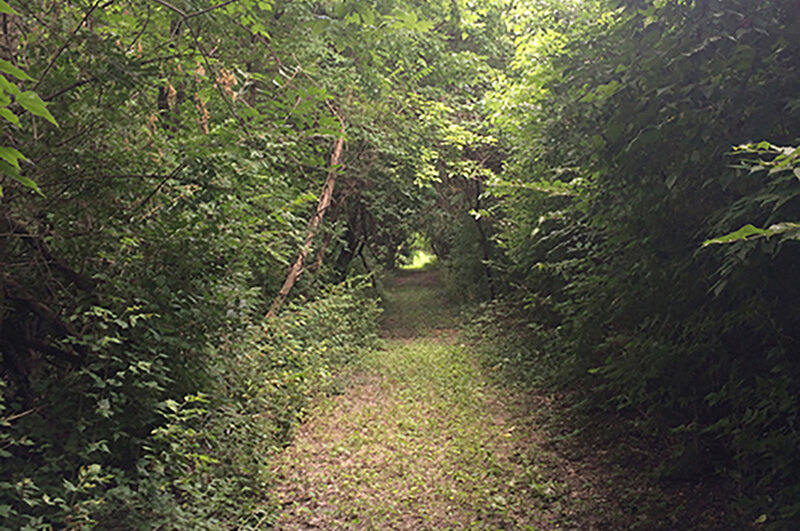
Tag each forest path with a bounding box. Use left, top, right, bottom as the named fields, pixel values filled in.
left=269, top=270, right=567, bottom=529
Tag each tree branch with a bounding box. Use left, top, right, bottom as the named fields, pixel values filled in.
left=185, top=0, right=242, bottom=20
left=3, top=275, right=87, bottom=362
left=127, top=162, right=187, bottom=214
left=33, top=0, right=106, bottom=91
left=265, top=111, right=346, bottom=321
left=16, top=337, right=83, bottom=367
left=150, top=0, right=254, bottom=141
left=151, top=0, right=243, bottom=19
left=5, top=218, right=96, bottom=292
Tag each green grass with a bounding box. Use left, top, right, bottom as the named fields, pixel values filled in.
left=378, top=271, right=455, bottom=338
left=267, top=270, right=741, bottom=530
left=269, top=271, right=565, bottom=529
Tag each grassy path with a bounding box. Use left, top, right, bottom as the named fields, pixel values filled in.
left=268, top=269, right=739, bottom=530
left=269, top=271, right=562, bottom=529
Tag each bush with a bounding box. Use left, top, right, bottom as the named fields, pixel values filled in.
left=0, top=279, right=380, bottom=529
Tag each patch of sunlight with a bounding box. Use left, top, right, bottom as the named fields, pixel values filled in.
left=399, top=248, right=438, bottom=270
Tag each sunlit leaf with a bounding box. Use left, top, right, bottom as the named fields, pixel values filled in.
left=0, top=59, right=32, bottom=81
left=16, top=91, right=58, bottom=126
left=0, top=107, right=19, bottom=124
left=0, top=146, right=25, bottom=168
left=703, top=224, right=769, bottom=245
left=0, top=0, right=17, bottom=15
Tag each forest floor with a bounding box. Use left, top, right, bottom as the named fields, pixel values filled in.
left=268, top=269, right=737, bottom=530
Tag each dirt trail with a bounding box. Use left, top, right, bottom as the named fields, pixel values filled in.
left=269, top=270, right=564, bottom=529
left=268, top=269, right=738, bottom=530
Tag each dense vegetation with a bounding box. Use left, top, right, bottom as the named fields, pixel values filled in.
left=0, top=0, right=503, bottom=526
left=1, top=0, right=799, bottom=527
left=479, top=0, right=800, bottom=525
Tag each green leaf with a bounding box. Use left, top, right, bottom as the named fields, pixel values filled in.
left=16, top=91, right=58, bottom=126
left=0, top=107, right=19, bottom=124
left=703, top=224, right=768, bottom=246
left=0, top=74, right=20, bottom=96
left=0, top=158, right=18, bottom=178
left=0, top=59, right=33, bottom=81
left=0, top=1, right=17, bottom=15
left=0, top=159, right=43, bottom=196
left=12, top=175, right=43, bottom=196
left=765, top=222, right=800, bottom=239
left=356, top=4, right=375, bottom=26
left=0, top=146, right=25, bottom=168
left=595, top=80, right=620, bottom=100
left=702, top=222, right=800, bottom=246
left=308, top=19, right=328, bottom=36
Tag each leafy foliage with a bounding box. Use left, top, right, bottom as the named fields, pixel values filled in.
left=0, top=278, right=379, bottom=528
left=705, top=143, right=800, bottom=246
left=0, top=0, right=494, bottom=526
left=5, top=0, right=799, bottom=526
left=484, top=0, right=800, bottom=524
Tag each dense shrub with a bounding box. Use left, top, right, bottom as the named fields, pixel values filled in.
left=0, top=279, right=380, bottom=528
left=1, top=0, right=496, bottom=527
left=484, top=0, right=800, bottom=523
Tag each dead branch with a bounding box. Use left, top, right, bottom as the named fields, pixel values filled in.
left=265, top=113, right=346, bottom=321
left=3, top=275, right=87, bottom=364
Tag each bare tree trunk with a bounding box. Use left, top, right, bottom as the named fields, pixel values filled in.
left=307, top=230, right=333, bottom=273
left=265, top=116, right=345, bottom=321
left=473, top=179, right=495, bottom=299
left=1, top=12, right=21, bottom=65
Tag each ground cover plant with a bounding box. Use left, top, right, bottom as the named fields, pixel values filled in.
left=271, top=270, right=575, bottom=529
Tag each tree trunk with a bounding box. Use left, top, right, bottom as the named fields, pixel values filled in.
left=265, top=116, right=345, bottom=321
left=473, top=179, right=495, bottom=298
left=307, top=230, right=333, bottom=273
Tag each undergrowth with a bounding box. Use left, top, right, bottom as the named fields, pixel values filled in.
left=461, top=297, right=565, bottom=390
left=0, top=279, right=380, bottom=529
left=463, top=298, right=744, bottom=530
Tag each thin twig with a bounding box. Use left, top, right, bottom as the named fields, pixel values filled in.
left=125, top=3, right=152, bottom=53
left=127, top=162, right=186, bottom=214
left=151, top=0, right=242, bottom=21
left=230, top=19, right=283, bottom=68
left=139, top=52, right=196, bottom=65
left=44, top=50, right=203, bottom=101
left=43, top=76, right=97, bottom=101
left=2, top=407, right=38, bottom=423
left=33, top=0, right=106, bottom=91
left=187, top=21, right=254, bottom=140
left=150, top=0, right=187, bottom=18
left=185, top=0, right=242, bottom=20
